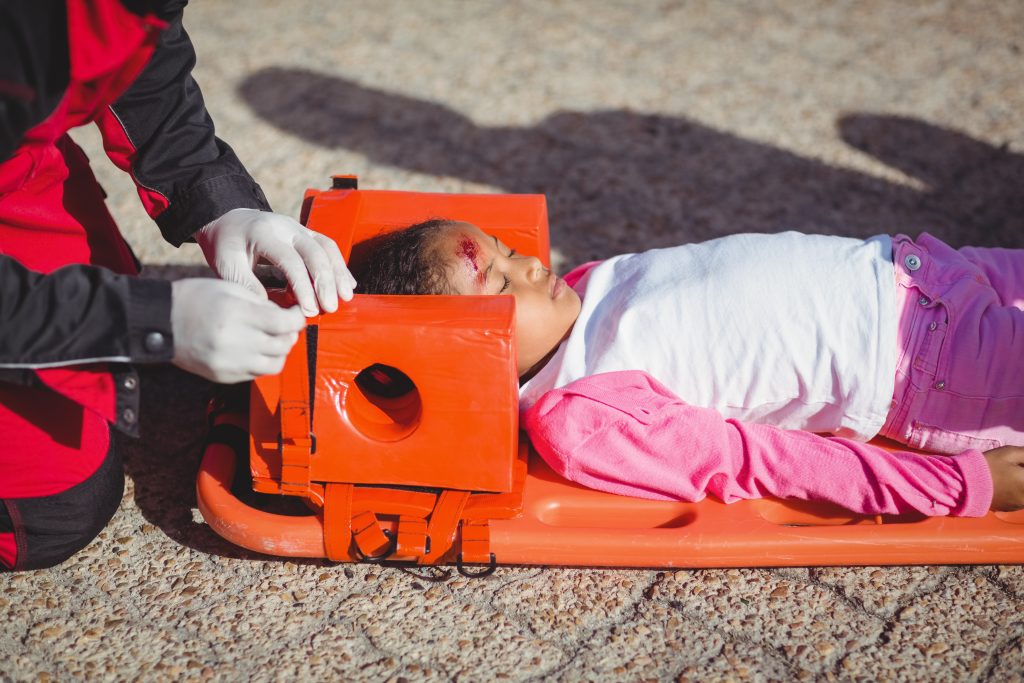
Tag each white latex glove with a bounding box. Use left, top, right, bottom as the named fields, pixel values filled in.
left=170, top=278, right=306, bottom=384
left=195, top=208, right=356, bottom=316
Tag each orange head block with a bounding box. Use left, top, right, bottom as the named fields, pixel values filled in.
left=302, top=184, right=550, bottom=268
left=250, top=181, right=550, bottom=497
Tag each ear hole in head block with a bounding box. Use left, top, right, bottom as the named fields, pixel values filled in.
left=349, top=364, right=422, bottom=442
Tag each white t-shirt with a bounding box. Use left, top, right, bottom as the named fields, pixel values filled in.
left=520, top=232, right=898, bottom=441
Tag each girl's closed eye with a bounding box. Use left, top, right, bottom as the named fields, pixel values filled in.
left=498, top=245, right=516, bottom=292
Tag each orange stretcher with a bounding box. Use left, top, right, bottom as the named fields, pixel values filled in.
left=196, top=176, right=1024, bottom=569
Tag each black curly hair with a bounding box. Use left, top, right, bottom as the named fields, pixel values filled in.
left=351, top=219, right=458, bottom=295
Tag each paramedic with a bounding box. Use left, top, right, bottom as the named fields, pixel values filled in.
left=0, top=1, right=354, bottom=571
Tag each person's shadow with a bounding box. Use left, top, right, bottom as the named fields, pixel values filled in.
left=239, top=66, right=1023, bottom=265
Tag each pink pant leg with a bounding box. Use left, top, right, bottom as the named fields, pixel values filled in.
left=881, top=234, right=1024, bottom=453
left=958, top=246, right=1024, bottom=310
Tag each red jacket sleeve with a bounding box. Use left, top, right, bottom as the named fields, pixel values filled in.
left=521, top=370, right=994, bottom=517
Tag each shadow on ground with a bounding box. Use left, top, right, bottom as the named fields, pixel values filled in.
left=240, top=66, right=1024, bottom=263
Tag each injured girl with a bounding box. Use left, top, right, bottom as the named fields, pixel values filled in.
left=353, top=219, right=1024, bottom=517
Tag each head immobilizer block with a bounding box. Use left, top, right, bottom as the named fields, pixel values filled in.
left=248, top=179, right=549, bottom=497
left=236, top=180, right=543, bottom=566
left=197, top=177, right=1024, bottom=569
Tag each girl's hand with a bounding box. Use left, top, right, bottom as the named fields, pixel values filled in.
left=984, top=446, right=1024, bottom=511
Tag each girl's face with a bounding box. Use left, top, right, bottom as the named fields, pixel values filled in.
left=437, top=222, right=582, bottom=376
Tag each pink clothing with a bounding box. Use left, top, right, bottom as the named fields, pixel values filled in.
left=524, top=234, right=1023, bottom=517
left=522, top=370, right=992, bottom=516
left=563, top=261, right=600, bottom=288
left=881, top=234, right=1024, bottom=453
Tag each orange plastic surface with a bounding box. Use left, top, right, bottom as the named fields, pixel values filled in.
left=198, top=434, right=1024, bottom=567
left=196, top=178, right=1024, bottom=568
left=301, top=186, right=550, bottom=268
left=250, top=294, right=519, bottom=493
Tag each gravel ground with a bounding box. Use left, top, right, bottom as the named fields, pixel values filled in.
left=4, top=1, right=1024, bottom=681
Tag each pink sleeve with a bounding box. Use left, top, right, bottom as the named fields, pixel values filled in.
left=521, top=370, right=994, bottom=517
left=562, top=261, right=602, bottom=289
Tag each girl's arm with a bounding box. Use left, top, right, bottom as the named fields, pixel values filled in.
left=521, top=370, right=994, bottom=517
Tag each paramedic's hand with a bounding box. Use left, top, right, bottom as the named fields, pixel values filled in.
left=170, top=278, right=306, bottom=384
left=984, top=446, right=1024, bottom=512
left=196, top=208, right=356, bottom=316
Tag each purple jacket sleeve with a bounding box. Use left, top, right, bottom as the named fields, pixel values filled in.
left=520, top=370, right=994, bottom=517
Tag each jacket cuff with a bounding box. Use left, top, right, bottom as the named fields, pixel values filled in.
left=126, top=277, right=174, bottom=363
left=156, top=173, right=271, bottom=247
left=951, top=449, right=994, bottom=517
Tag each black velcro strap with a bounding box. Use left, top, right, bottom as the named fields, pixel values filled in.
left=306, top=324, right=318, bottom=427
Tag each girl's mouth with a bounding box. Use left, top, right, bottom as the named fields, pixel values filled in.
left=551, top=276, right=565, bottom=299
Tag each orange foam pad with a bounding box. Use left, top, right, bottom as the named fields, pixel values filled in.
left=250, top=187, right=544, bottom=493
left=250, top=294, right=518, bottom=492
left=302, top=186, right=551, bottom=267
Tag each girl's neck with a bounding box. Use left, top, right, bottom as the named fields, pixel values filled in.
left=518, top=329, right=572, bottom=385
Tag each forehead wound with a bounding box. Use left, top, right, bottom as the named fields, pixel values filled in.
left=454, top=235, right=486, bottom=286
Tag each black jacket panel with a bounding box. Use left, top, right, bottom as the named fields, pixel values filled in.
left=0, top=256, right=173, bottom=369
left=0, top=1, right=70, bottom=161
left=107, top=5, right=271, bottom=246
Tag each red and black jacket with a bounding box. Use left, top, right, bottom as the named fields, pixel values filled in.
left=0, top=0, right=271, bottom=434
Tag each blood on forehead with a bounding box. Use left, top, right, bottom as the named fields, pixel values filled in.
left=455, top=236, right=486, bottom=286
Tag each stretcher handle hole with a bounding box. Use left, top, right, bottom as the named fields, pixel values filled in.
left=349, top=364, right=422, bottom=442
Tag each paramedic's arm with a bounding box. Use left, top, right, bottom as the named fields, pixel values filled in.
left=0, top=255, right=172, bottom=370
left=521, top=370, right=994, bottom=517
left=94, top=2, right=353, bottom=315
left=0, top=255, right=304, bottom=385
left=96, top=0, right=266, bottom=246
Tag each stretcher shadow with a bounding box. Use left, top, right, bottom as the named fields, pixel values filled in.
left=239, top=66, right=1024, bottom=265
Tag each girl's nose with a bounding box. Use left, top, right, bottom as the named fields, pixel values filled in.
left=525, top=255, right=544, bottom=280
